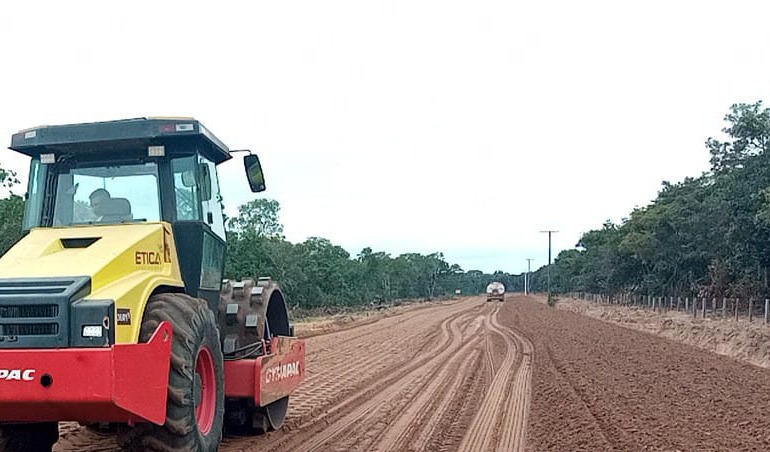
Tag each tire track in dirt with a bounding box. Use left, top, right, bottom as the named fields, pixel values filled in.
left=289, top=304, right=479, bottom=426
left=283, top=300, right=476, bottom=425
left=221, top=297, right=484, bottom=452
left=407, top=351, right=484, bottom=451
left=457, top=303, right=532, bottom=452
left=278, top=307, right=486, bottom=451
left=330, top=310, right=490, bottom=452
left=484, top=330, right=496, bottom=382
left=288, top=323, right=440, bottom=421
left=495, top=316, right=532, bottom=452
left=457, top=304, right=515, bottom=452
left=373, top=316, right=488, bottom=451
left=304, top=302, right=449, bottom=355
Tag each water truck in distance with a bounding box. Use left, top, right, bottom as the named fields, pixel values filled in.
left=486, top=282, right=506, bottom=302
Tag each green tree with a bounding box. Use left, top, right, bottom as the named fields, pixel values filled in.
left=228, top=198, right=284, bottom=238
left=0, top=165, right=24, bottom=255
left=357, top=247, right=393, bottom=301
left=707, top=101, right=770, bottom=173
left=544, top=100, right=770, bottom=300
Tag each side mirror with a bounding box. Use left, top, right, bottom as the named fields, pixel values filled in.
left=244, top=154, right=266, bottom=192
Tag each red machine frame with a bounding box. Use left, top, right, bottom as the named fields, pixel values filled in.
left=0, top=322, right=305, bottom=425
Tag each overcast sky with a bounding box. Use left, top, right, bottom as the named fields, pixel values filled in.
left=1, top=1, right=769, bottom=274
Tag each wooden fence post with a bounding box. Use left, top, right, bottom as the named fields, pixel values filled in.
left=693, top=297, right=697, bottom=319
left=677, top=297, right=681, bottom=311
left=685, top=297, right=689, bottom=312
left=722, top=298, right=727, bottom=319
left=702, top=296, right=706, bottom=319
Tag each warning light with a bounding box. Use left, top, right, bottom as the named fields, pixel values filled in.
left=148, top=146, right=165, bottom=157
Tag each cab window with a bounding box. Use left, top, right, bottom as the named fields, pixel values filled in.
left=52, top=162, right=160, bottom=225
left=171, top=156, right=201, bottom=221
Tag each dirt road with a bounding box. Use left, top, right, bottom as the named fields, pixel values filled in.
left=516, top=297, right=770, bottom=451
left=222, top=296, right=530, bottom=452
left=56, top=296, right=531, bottom=451
left=55, top=295, right=770, bottom=451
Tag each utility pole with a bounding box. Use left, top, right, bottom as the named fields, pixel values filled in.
left=525, top=258, right=533, bottom=295
left=523, top=267, right=527, bottom=296
left=540, top=230, right=558, bottom=304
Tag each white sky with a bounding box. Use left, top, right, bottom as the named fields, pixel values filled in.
left=1, top=0, right=769, bottom=274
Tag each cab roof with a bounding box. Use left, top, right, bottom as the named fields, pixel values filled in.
left=9, top=117, right=232, bottom=164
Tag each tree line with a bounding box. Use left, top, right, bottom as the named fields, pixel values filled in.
left=0, top=169, right=517, bottom=308
left=532, top=101, right=770, bottom=301
left=225, top=199, right=522, bottom=307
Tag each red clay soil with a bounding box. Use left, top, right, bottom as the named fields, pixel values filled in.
left=51, top=294, right=770, bottom=451
left=508, top=295, right=770, bottom=452
left=54, top=297, right=531, bottom=452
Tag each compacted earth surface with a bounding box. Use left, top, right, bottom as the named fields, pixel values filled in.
left=53, top=295, right=770, bottom=451
left=556, top=295, right=770, bottom=370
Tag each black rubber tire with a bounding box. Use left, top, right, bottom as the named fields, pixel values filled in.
left=118, top=293, right=225, bottom=452
left=0, top=423, right=58, bottom=452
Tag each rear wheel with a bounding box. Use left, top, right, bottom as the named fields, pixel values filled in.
left=220, top=278, right=292, bottom=435
left=118, top=293, right=224, bottom=451
left=224, top=395, right=289, bottom=435
left=0, top=422, right=58, bottom=452
left=265, top=396, right=289, bottom=430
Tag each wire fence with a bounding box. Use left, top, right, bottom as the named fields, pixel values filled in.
left=567, top=292, right=770, bottom=324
